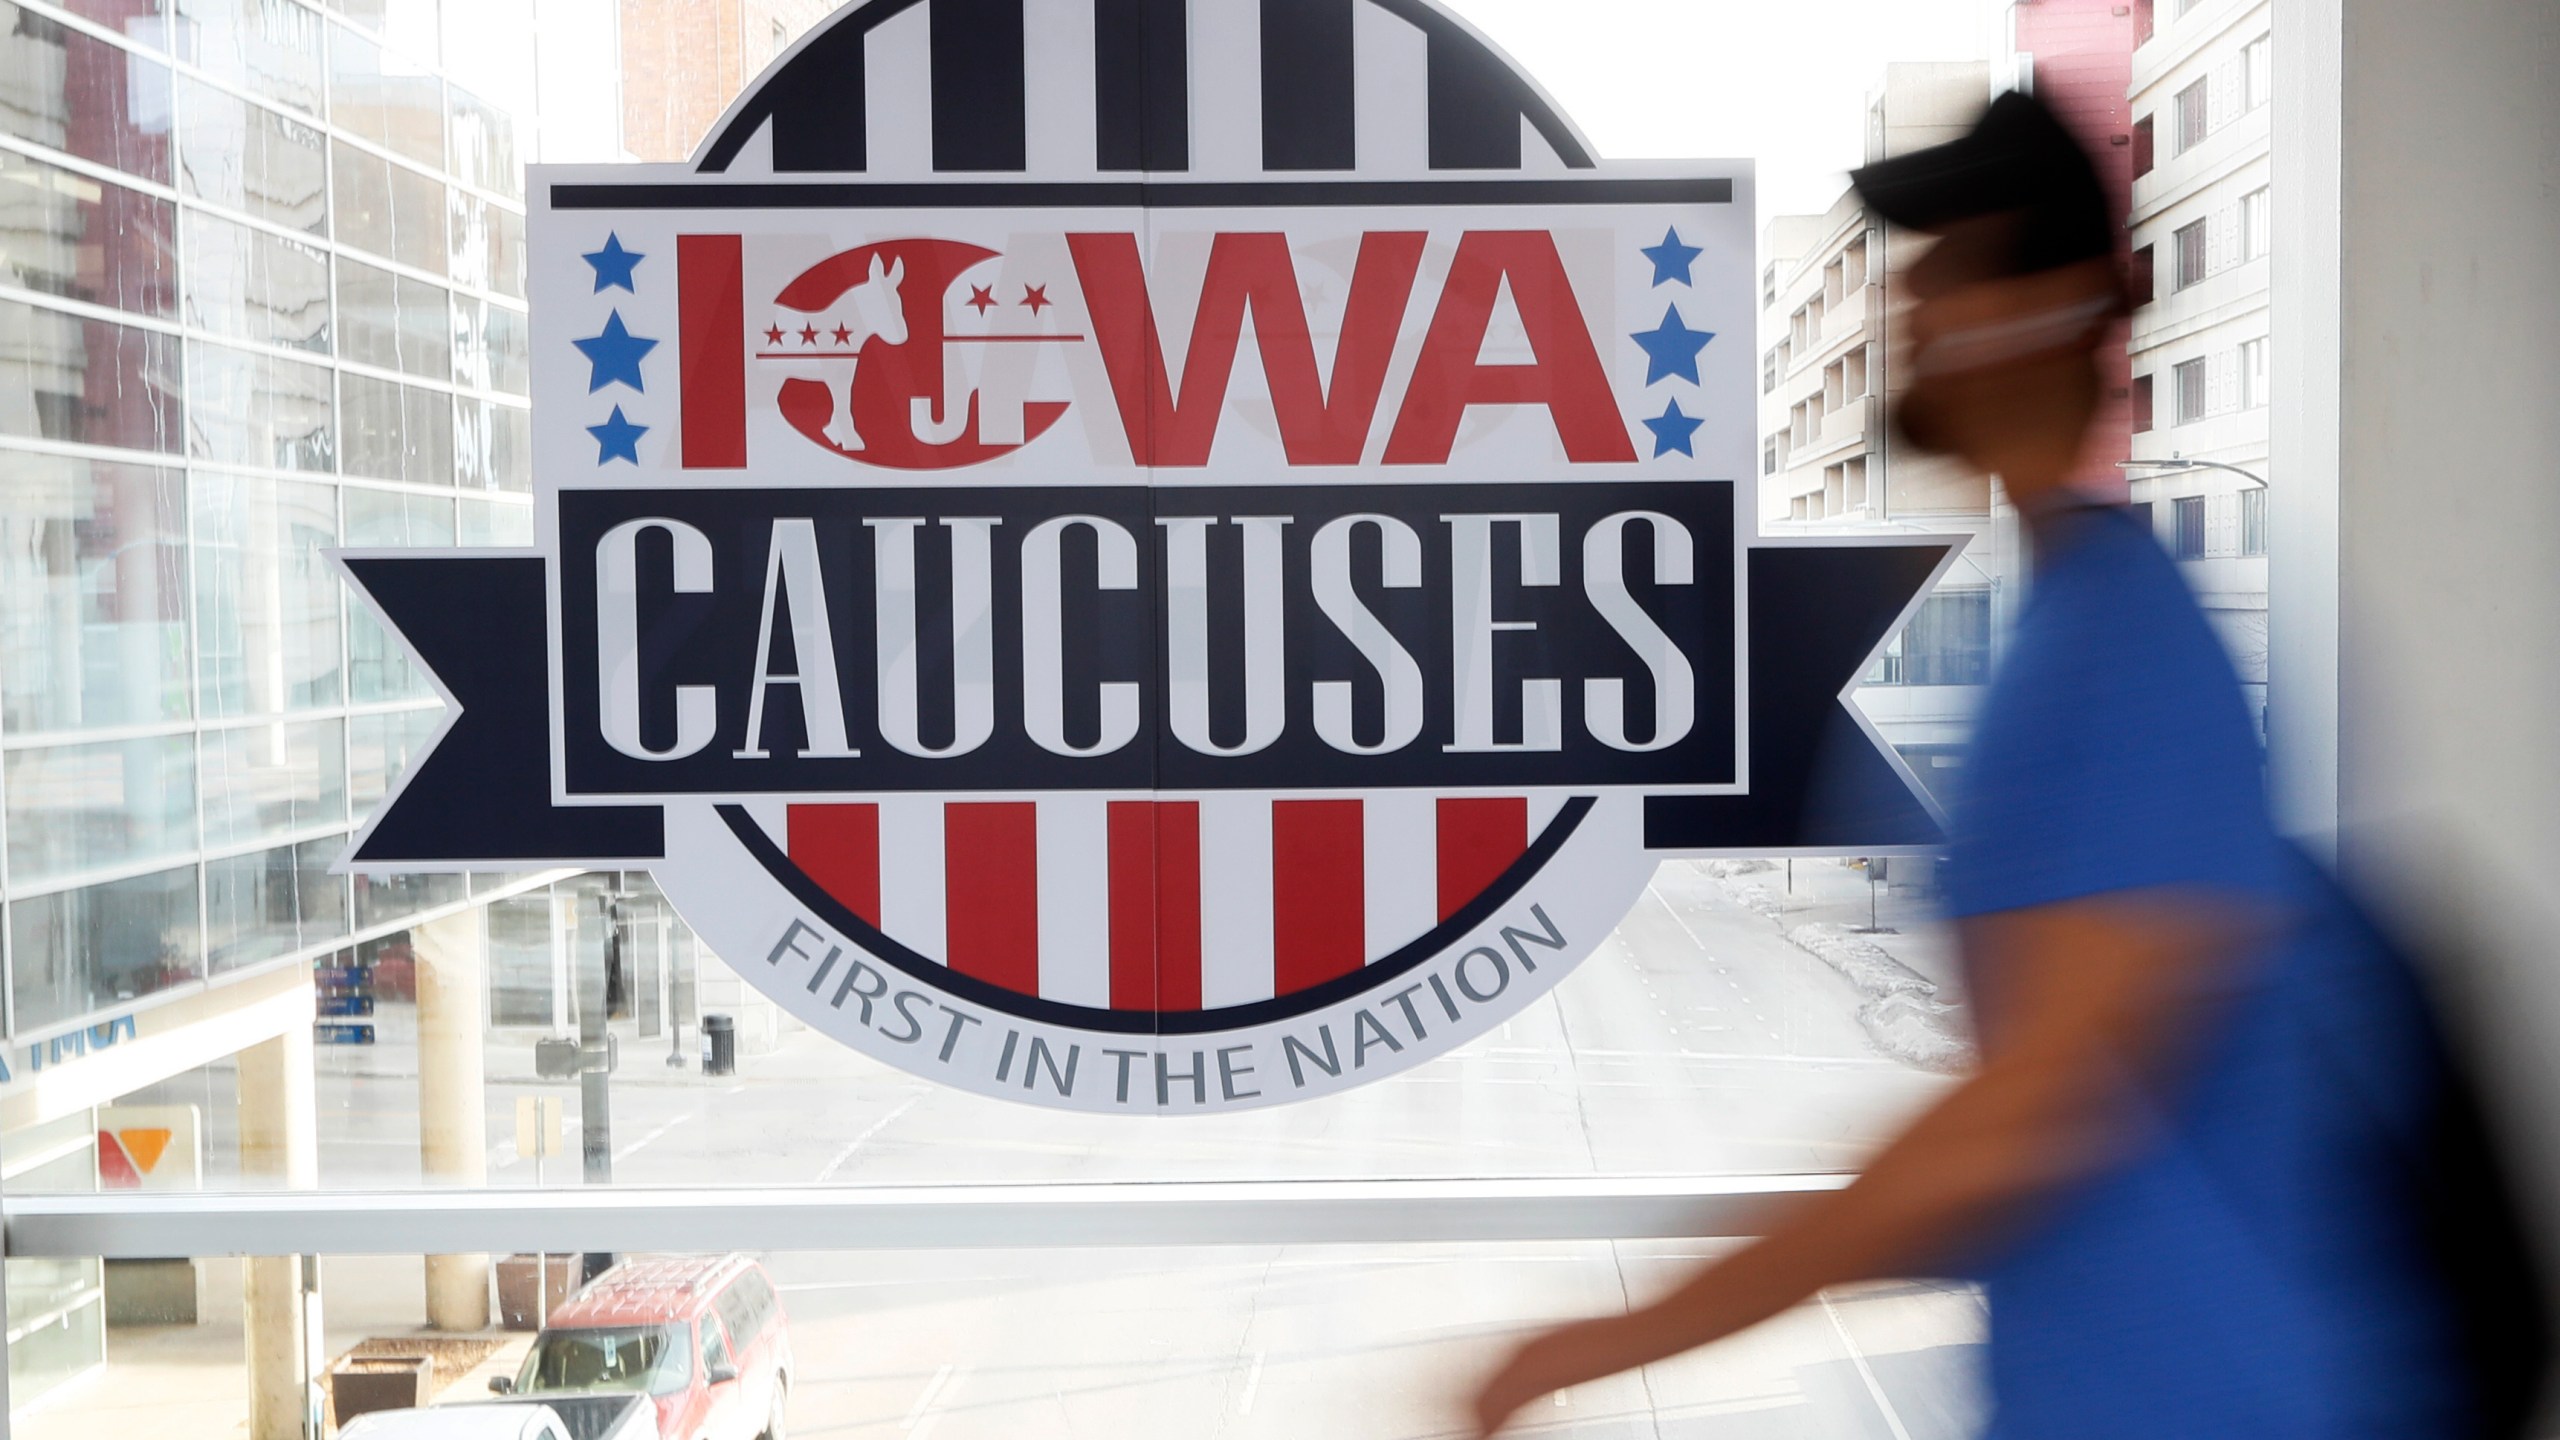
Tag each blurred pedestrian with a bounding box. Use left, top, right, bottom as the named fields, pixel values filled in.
left=1466, top=90, right=2525, bottom=1439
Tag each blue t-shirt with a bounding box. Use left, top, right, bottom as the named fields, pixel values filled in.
left=1944, top=505, right=2463, bottom=1438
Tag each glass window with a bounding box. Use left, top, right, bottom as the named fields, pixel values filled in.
left=517, top=1323, right=690, bottom=1398
left=486, top=890, right=553, bottom=1026
left=338, top=373, right=455, bottom=486
left=174, top=77, right=330, bottom=234
left=328, top=141, right=445, bottom=273
left=2174, top=494, right=2208, bottom=559
left=2173, top=217, right=2209, bottom=289
left=449, top=293, right=530, bottom=395
left=335, top=257, right=452, bottom=378
left=8, top=863, right=202, bottom=1032
left=0, top=456, right=189, bottom=737
left=445, top=188, right=489, bottom=290
left=445, top=83, right=516, bottom=200
left=351, top=868, right=462, bottom=929
left=488, top=302, right=527, bottom=393
left=172, top=0, right=327, bottom=116
left=180, top=209, right=330, bottom=353
left=0, top=149, right=177, bottom=317
left=457, top=494, right=532, bottom=545
left=2175, top=77, right=2210, bottom=152
left=342, top=482, right=454, bottom=546
left=52, top=0, right=167, bottom=40
left=2174, top=356, right=2208, bottom=423
left=2241, top=336, right=2268, bottom=408
left=344, top=485, right=452, bottom=699
left=205, top=835, right=349, bottom=971
left=201, top=716, right=347, bottom=845
left=2243, top=35, right=2272, bottom=110
left=486, top=203, right=523, bottom=299
left=348, top=703, right=441, bottom=811
left=453, top=397, right=528, bottom=491
left=192, top=471, right=342, bottom=716
left=0, top=298, right=185, bottom=454
left=0, top=4, right=175, bottom=184
left=183, top=339, right=334, bottom=470
left=326, top=20, right=444, bottom=168
left=1867, top=590, right=1992, bottom=687
left=2241, top=485, right=2269, bottom=557
left=2241, top=185, right=2272, bottom=262
left=3, top=735, right=197, bottom=884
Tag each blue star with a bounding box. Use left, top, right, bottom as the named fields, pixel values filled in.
left=583, top=233, right=644, bottom=292
left=1640, top=227, right=1703, bottom=286
left=1643, top=399, right=1704, bottom=458
left=1631, top=306, right=1714, bottom=385
left=573, top=311, right=658, bottom=394
left=587, top=406, right=645, bottom=464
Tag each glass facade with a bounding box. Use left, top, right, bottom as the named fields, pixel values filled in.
left=0, top=0, right=534, bottom=1047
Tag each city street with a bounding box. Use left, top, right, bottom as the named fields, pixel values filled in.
left=43, top=859, right=1983, bottom=1438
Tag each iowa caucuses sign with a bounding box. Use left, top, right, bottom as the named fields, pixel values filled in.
left=338, top=0, right=1956, bottom=1113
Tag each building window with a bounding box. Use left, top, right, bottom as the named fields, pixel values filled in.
left=2135, top=0, right=2155, bottom=46
left=2174, top=496, right=2208, bottom=559
left=772, top=18, right=790, bottom=59
left=2133, top=374, right=2155, bottom=433
left=2243, top=35, right=2272, bottom=109
left=2240, top=486, right=2269, bottom=556
left=2130, top=243, right=2156, bottom=305
left=2242, top=186, right=2272, bottom=261
left=2241, top=338, right=2268, bottom=408
left=1763, top=440, right=1778, bottom=476
left=2174, top=357, right=2209, bottom=423
left=2175, top=78, right=2211, bottom=153
left=1867, top=591, right=1992, bottom=687
left=2132, top=500, right=2155, bottom=538
left=2174, top=218, right=2211, bottom=289
left=2132, top=115, right=2155, bottom=177
left=1762, top=262, right=1778, bottom=307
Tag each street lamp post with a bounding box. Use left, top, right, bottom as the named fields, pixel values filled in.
left=2117, top=455, right=2269, bottom=487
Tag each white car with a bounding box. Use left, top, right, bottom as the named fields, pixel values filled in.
left=339, top=1396, right=659, bottom=1440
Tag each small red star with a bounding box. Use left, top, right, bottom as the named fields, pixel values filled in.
left=1020, top=285, right=1052, bottom=315
left=831, top=324, right=853, bottom=345
left=764, top=325, right=785, bottom=344
left=967, top=285, right=997, bottom=315
left=798, top=324, right=820, bottom=345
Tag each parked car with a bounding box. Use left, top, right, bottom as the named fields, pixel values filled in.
left=337, top=1394, right=657, bottom=1440
left=496, top=1255, right=791, bottom=1440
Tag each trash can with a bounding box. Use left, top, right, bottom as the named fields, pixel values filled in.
left=702, top=1012, right=736, bottom=1076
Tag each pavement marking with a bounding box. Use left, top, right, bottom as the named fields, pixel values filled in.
left=818, top=1093, right=924, bottom=1182
left=911, top=1352, right=967, bottom=1424
left=1235, top=1347, right=1265, bottom=1415
left=614, top=1109, right=698, bottom=1162
left=1818, top=1291, right=1917, bottom=1440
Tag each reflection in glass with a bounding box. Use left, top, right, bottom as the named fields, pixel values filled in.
left=336, top=256, right=450, bottom=377
left=348, top=703, right=441, bottom=811
left=0, top=149, right=177, bottom=317
left=181, top=208, right=330, bottom=353
left=446, top=83, right=517, bottom=200
left=2, top=1255, right=104, bottom=1409
left=9, top=864, right=203, bottom=1031
left=487, top=202, right=524, bottom=299
left=487, top=891, right=554, bottom=1027
left=0, top=299, right=184, bottom=453
left=458, top=495, right=533, bottom=546
left=0, top=456, right=190, bottom=734
left=175, top=76, right=329, bottom=234
left=184, top=340, right=334, bottom=470
left=345, top=486, right=453, bottom=699
left=352, top=869, right=463, bottom=930
left=201, top=716, right=348, bottom=845
left=339, top=372, right=453, bottom=487
left=326, top=19, right=444, bottom=168
left=328, top=139, right=446, bottom=273
left=3, top=736, right=197, bottom=884
left=172, top=0, right=327, bottom=116
left=206, top=835, right=351, bottom=971
left=193, top=471, right=342, bottom=716
left=455, top=396, right=529, bottom=491
left=0, top=4, right=174, bottom=183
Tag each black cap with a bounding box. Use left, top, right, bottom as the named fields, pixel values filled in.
left=1850, top=89, right=2117, bottom=278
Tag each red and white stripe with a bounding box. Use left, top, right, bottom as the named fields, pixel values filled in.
left=777, top=795, right=1561, bottom=1009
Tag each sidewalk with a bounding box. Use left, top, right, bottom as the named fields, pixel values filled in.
left=1681, top=856, right=1975, bottom=1073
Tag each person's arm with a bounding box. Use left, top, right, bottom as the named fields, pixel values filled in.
left=1468, top=891, right=2266, bottom=1436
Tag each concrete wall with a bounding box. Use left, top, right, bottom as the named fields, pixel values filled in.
left=2271, top=0, right=2560, bottom=1345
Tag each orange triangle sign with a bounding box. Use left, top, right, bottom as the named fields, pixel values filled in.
left=118, top=1128, right=172, bottom=1173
